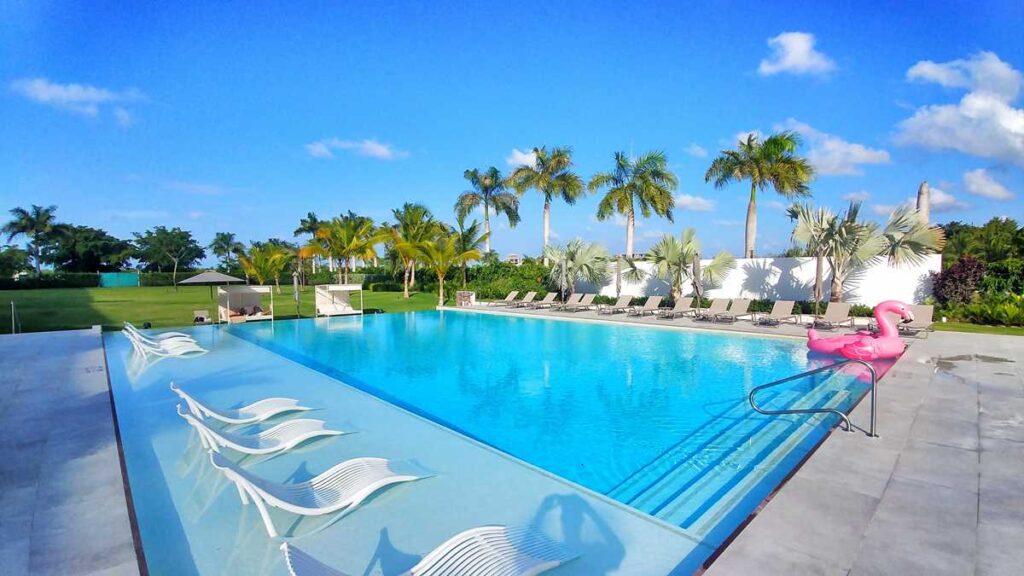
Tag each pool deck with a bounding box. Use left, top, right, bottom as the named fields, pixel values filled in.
left=3, top=313, right=1022, bottom=575
left=451, top=304, right=1024, bottom=575
left=0, top=328, right=139, bottom=576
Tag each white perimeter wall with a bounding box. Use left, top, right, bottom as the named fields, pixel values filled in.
left=579, top=254, right=941, bottom=306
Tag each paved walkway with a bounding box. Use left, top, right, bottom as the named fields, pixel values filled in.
left=0, top=329, right=139, bottom=576
left=450, top=305, right=1024, bottom=575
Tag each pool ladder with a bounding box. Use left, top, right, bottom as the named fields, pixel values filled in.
left=748, top=359, right=877, bottom=437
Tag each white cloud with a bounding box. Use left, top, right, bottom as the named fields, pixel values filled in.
left=11, top=77, right=142, bottom=119
left=163, top=181, right=224, bottom=196
left=963, top=168, right=1014, bottom=200
left=768, top=200, right=787, bottom=211
left=842, top=190, right=871, bottom=201
left=713, top=219, right=742, bottom=227
left=758, top=32, right=836, bottom=76
left=777, top=118, right=890, bottom=175
left=505, top=148, right=537, bottom=168
left=733, top=129, right=762, bottom=144
left=684, top=143, right=707, bottom=158
left=675, top=194, right=715, bottom=211
left=872, top=187, right=968, bottom=216
left=113, top=107, right=134, bottom=128
left=186, top=210, right=206, bottom=220
left=641, top=229, right=666, bottom=239
left=895, top=51, right=1024, bottom=166
left=305, top=137, right=408, bottom=160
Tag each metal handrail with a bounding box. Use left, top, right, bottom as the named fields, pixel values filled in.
left=749, top=358, right=877, bottom=437
left=10, top=301, right=21, bottom=334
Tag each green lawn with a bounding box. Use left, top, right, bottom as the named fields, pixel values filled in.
left=0, top=286, right=437, bottom=333
left=933, top=321, right=1024, bottom=337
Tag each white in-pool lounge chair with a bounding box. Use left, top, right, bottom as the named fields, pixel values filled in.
left=488, top=291, right=520, bottom=307
left=509, top=291, right=537, bottom=308
left=657, top=297, right=695, bottom=319
left=713, top=298, right=753, bottom=323
left=812, top=302, right=854, bottom=329
left=693, top=298, right=729, bottom=321
left=170, top=382, right=310, bottom=424
left=627, top=295, right=663, bottom=317
left=123, top=328, right=207, bottom=357
left=527, top=293, right=558, bottom=309
left=754, top=300, right=799, bottom=326
left=124, top=321, right=194, bottom=342
left=209, top=451, right=427, bottom=537
left=552, top=293, right=583, bottom=311
left=176, top=404, right=345, bottom=455
left=281, top=525, right=578, bottom=576
left=597, top=295, right=633, bottom=315
left=565, top=293, right=596, bottom=312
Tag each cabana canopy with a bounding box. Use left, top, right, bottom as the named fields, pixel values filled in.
left=180, top=271, right=246, bottom=299
left=218, top=285, right=274, bottom=323
left=315, top=284, right=364, bottom=317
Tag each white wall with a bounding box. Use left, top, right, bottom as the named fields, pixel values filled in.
left=582, top=255, right=941, bottom=306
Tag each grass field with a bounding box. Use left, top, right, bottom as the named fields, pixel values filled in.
left=0, top=286, right=438, bottom=333
left=933, top=321, right=1024, bottom=336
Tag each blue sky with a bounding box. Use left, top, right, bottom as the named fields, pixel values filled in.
left=2, top=0, right=1022, bottom=264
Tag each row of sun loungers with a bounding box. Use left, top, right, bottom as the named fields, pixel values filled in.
left=483, top=291, right=934, bottom=335
left=123, top=322, right=208, bottom=357
left=169, top=381, right=577, bottom=574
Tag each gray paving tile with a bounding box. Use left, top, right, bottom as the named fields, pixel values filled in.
left=795, top=437, right=899, bottom=499
left=979, top=396, right=1024, bottom=442
left=707, top=536, right=848, bottom=575
left=909, top=411, right=980, bottom=450
left=977, top=521, right=1024, bottom=576
left=892, top=439, right=979, bottom=493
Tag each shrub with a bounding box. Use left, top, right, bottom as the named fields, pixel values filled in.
left=0, top=272, right=100, bottom=289
left=368, top=281, right=404, bottom=292
left=946, top=292, right=1024, bottom=326
left=930, top=257, right=986, bottom=305
left=981, top=258, right=1024, bottom=294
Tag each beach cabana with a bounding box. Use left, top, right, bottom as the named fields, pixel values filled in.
left=179, top=270, right=245, bottom=299
left=218, top=285, right=274, bottom=323
left=315, top=284, right=364, bottom=317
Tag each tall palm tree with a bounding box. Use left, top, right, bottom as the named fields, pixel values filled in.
left=644, top=229, right=735, bottom=300
left=305, top=216, right=382, bottom=284
left=416, top=233, right=482, bottom=306
left=454, top=213, right=489, bottom=287
left=2, top=204, right=58, bottom=277
left=389, top=203, right=442, bottom=298
left=456, top=167, right=519, bottom=253
left=507, top=146, right=586, bottom=262
left=590, top=151, right=678, bottom=257
left=238, top=243, right=294, bottom=291
left=209, top=232, right=244, bottom=270
left=542, top=239, right=610, bottom=296
left=705, top=131, right=815, bottom=258
left=294, top=211, right=323, bottom=272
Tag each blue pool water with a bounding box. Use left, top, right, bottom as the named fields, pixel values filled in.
left=229, top=312, right=867, bottom=539
left=104, top=311, right=871, bottom=574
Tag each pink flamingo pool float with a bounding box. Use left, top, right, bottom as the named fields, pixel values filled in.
left=807, top=300, right=914, bottom=361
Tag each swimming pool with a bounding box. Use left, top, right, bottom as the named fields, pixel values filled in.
left=104, top=311, right=870, bottom=574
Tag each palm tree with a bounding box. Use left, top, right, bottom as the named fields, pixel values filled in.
left=305, top=216, right=382, bottom=284
left=294, top=211, right=323, bottom=272
left=456, top=167, right=519, bottom=253
left=590, top=151, right=678, bottom=258
left=2, top=204, right=58, bottom=277
left=878, top=206, right=946, bottom=266
left=644, top=229, right=735, bottom=300
left=542, top=239, right=610, bottom=297
left=787, top=203, right=834, bottom=313
left=416, top=233, right=482, bottom=306
left=238, top=244, right=294, bottom=291
left=209, top=232, right=244, bottom=270
left=705, top=131, right=815, bottom=258
left=389, top=203, right=442, bottom=298
left=454, top=213, right=489, bottom=287
left=507, top=146, right=586, bottom=262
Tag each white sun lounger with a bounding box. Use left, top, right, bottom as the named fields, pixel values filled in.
left=177, top=404, right=345, bottom=455
left=124, top=330, right=207, bottom=357
left=124, top=322, right=195, bottom=343
left=281, top=525, right=578, bottom=576
left=170, top=382, right=310, bottom=424
left=210, top=451, right=427, bottom=537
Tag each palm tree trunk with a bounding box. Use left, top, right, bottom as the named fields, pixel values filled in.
left=814, top=254, right=824, bottom=316
left=437, top=275, right=445, bottom=307
left=484, top=204, right=491, bottom=254
left=542, top=201, right=551, bottom=265
left=172, top=258, right=179, bottom=292
left=403, top=262, right=411, bottom=298
left=625, top=211, right=635, bottom=257
left=745, top=183, right=757, bottom=258
left=410, top=261, right=416, bottom=288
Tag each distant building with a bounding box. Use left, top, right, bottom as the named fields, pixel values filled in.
left=505, top=253, right=524, bottom=266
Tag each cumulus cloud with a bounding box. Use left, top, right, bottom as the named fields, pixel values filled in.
left=505, top=148, right=537, bottom=168
left=11, top=77, right=143, bottom=122
left=675, top=194, right=715, bottom=211
left=305, top=138, right=408, bottom=160
left=758, top=32, right=836, bottom=76
left=963, top=168, right=1014, bottom=200
left=777, top=119, right=890, bottom=175
left=871, top=187, right=968, bottom=216
left=895, top=51, right=1024, bottom=166
left=842, top=190, right=871, bottom=201
left=684, top=143, right=708, bottom=158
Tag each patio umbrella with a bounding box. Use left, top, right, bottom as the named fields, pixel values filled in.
left=179, top=270, right=245, bottom=299
left=691, top=252, right=702, bottom=311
